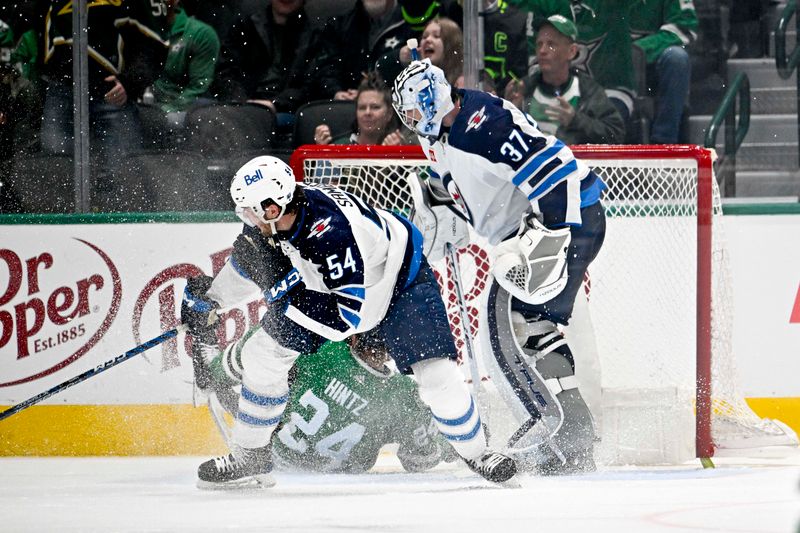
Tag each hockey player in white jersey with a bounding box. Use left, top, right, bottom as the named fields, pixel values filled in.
left=392, top=58, right=605, bottom=474
left=181, top=155, right=516, bottom=489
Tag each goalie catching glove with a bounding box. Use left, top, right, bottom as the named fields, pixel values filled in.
left=406, top=172, right=469, bottom=263
left=491, top=213, right=571, bottom=305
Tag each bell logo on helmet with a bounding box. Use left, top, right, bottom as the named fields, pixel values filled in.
left=243, top=169, right=265, bottom=186
left=230, top=156, right=297, bottom=229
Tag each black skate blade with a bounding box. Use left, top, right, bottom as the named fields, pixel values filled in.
left=196, top=473, right=276, bottom=491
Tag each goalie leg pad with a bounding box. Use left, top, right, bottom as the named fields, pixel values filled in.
left=482, top=282, right=564, bottom=442
left=412, top=357, right=487, bottom=460
left=232, top=327, right=300, bottom=449
left=482, top=283, right=595, bottom=470
left=513, top=313, right=596, bottom=471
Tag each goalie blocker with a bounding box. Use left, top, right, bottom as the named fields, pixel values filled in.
left=492, top=213, right=571, bottom=305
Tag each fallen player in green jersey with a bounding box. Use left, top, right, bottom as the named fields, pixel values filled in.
left=199, top=330, right=457, bottom=474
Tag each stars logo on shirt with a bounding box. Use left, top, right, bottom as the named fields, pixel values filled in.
left=465, top=106, right=487, bottom=132
left=308, top=217, right=333, bottom=239
left=572, top=36, right=603, bottom=79
left=384, top=36, right=401, bottom=50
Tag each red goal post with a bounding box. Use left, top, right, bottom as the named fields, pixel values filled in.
left=289, top=144, right=796, bottom=464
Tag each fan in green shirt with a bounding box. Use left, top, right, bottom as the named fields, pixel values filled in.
left=152, top=1, right=220, bottom=114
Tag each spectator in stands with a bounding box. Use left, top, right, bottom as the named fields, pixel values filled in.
left=1, top=55, right=41, bottom=157
left=504, top=15, right=624, bottom=145
left=313, top=72, right=406, bottom=146
left=419, top=17, right=463, bottom=85
left=447, top=0, right=532, bottom=94
left=383, top=16, right=464, bottom=88
left=0, top=19, right=13, bottom=65
left=509, top=0, right=637, bottom=133
left=628, top=0, right=697, bottom=143
left=0, top=65, right=22, bottom=211
left=39, top=0, right=168, bottom=161
left=728, top=0, right=765, bottom=58
left=1, top=12, right=44, bottom=155
left=151, top=0, right=220, bottom=127
left=11, top=27, right=41, bottom=88
left=213, top=0, right=316, bottom=128
left=309, top=0, right=438, bottom=101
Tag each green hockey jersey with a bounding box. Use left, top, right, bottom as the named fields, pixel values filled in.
left=271, top=342, right=448, bottom=473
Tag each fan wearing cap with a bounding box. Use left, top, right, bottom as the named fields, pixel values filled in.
left=504, top=14, right=624, bottom=145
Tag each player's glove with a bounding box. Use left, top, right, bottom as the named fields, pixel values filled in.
left=181, top=275, right=219, bottom=336
left=232, top=229, right=294, bottom=291
left=407, top=172, right=469, bottom=263
left=181, top=275, right=219, bottom=391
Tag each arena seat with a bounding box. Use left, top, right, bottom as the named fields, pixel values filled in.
left=293, top=99, right=356, bottom=147
left=184, top=103, right=276, bottom=157
left=136, top=102, right=174, bottom=150
left=7, top=154, right=75, bottom=213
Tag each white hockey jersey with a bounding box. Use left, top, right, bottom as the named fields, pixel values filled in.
left=209, top=184, right=422, bottom=342
left=419, top=89, right=605, bottom=245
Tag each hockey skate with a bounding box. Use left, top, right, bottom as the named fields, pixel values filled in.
left=197, top=444, right=275, bottom=490
left=464, top=450, right=518, bottom=483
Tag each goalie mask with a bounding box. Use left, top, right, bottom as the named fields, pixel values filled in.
left=230, top=156, right=296, bottom=233
left=392, top=59, right=455, bottom=139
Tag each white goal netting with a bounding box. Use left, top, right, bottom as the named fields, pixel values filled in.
left=292, top=145, right=797, bottom=464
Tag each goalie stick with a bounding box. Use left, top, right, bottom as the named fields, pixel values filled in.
left=445, top=242, right=490, bottom=426
left=0, top=325, right=188, bottom=422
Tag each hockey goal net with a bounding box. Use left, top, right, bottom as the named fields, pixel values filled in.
left=289, top=144, right=797, bottom=464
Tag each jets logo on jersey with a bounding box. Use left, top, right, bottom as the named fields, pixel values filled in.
left=465, top=106, right=488, bottom=132
left=308, top=217, right=333, bottom=239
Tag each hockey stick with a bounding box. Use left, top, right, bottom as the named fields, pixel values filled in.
left=207, top=391, right=233, bottom=445
left=446, top=242, right=490, bottom=423
left=0, top=325, right=188, bottom=422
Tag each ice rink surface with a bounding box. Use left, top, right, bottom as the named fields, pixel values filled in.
left=2, top=454, right=799, bottom=533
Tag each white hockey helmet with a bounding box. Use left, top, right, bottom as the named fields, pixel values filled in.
left=230, top=155, right=296, bottom=229
left=391, top=58, right=455, bottom=138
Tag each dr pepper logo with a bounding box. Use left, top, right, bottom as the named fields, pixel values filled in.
left=0, top=239, right=121, bottom=386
